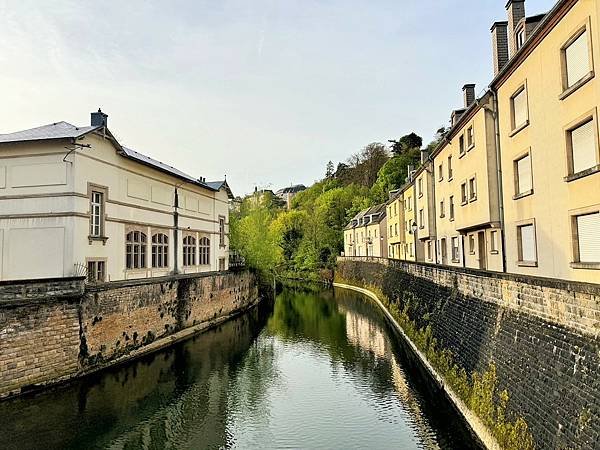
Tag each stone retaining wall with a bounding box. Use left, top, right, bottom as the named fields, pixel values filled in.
left=336, top=257, right=600, bottom=450
left=0, top=271, right=259, bottom=399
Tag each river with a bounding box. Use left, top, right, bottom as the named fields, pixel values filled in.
left=0, top=285, right=479, bottom=450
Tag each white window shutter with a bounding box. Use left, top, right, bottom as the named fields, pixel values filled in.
left=517, top=154, right=532, bottom=193
left=571, top=120, right=597, bottom=173
left=566, top=31, right=590, bottom=88
left=577, top=213, right=600, bottom=263
left=513, top=89, right=527, bottom=128
left=520, top=224, right=536, bottom=261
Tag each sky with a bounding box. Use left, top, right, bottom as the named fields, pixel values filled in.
left=0, top=0, right=551, bottom=196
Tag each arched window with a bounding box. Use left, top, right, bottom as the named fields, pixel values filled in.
left=199, top=237, right=210, bottom=265
left=152, top=233, right=169, bottom=268
left=126, top=231, right=147, bottom=269
left=183, top=236, right=196, bottom=266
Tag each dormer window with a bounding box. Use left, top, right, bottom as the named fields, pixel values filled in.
left=516, top=27, right=526, bottom=50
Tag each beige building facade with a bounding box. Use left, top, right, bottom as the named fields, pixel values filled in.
left=0, top=111, right=232, bottom=282
left=344, top=204, right=388, bottom=258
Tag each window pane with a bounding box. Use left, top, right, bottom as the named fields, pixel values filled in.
left=571, top=120, right=597, bottom=173
left=520, top=224, right=536, bottom=261
left=577, top=213, right=600, bottom=263
left=513, top=89, right=527, bottom=128
left=517, top=154, right=532, bottom=194
left=566, top=31, right=590, bottom=88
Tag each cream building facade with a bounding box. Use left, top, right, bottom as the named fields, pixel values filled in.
left=344, top=204, right=388, bottom=258
left=0, top=110, right=232, bottom=282
left=386, top=190, right=404, bottom=259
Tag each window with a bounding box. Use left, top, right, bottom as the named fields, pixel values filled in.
left=408, top=196, right=412, bottom=210
left=447, top=156, right=453, bottom=180
left=469, top=177, right=477, bottom=201
left=394, top=203, right=397, bottom=215
left=467, top=126, right=474, bottom=149
left=418, top=177, right=423, bottom=197
left=219, top=216, right=226, bottom=247
left=451, top=237, right=460, bottom=262
left=517, top=223, right=537, bottom=264
left=126, top=231, right=147, bottom=269
left=567, top=118, right=598, bottom=175
left=199, top=237, right=210, bottom=265
left=469, top=235, right=476, bottom=254
left=152, top=233, right=169, bottom=268
left=390, top=225, right=393, bottom=236
left=514, top=153, right=533, bottom=195
left=511, top=86, right=528, bottom=131
left=90, top=191, right=103, bottom=237
left=219, top=258, right=226, bottom=271
left=419, top=209, right=424, bottom=228
left=439, top=199, right=445, bottom=218
left=441, top=238, right=447, bottom=259
left=574, top=212, right=600, bottom=264
left=461, top=182, right=468, bottom=205
left=459, top=134, right=465, bottom=155
left=449, top=196, right=455, bottom=221
left=87, top=260, right=106, bottom=283
left=562, top=28, right=592, bottom=90
left=438, top=163, right=443, bottom=181
left=490, top=230, right=499, bottom=254
left=516, top=28, right=525, bottom=50
left=183, top=236, right=196, bottom=266
left=427, top=241, right=433, bottom=260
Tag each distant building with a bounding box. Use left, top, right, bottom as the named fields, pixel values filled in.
left=344, top=204, right=387, bottom=258
left=276, top=184, right=306, bottom=209
left=0, top=109, right=233, bottom=282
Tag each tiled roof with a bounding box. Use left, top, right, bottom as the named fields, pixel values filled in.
left=0, top=121, right=99, bottom=143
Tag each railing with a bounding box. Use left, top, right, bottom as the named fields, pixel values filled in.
left=229, top=251, right=246, bottom=270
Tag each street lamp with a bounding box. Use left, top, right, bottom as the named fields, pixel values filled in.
left=411, top=222, right=418, bottom=260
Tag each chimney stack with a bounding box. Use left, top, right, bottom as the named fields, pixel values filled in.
left=420, top=148, right=429, bottom=164
left=491, top=21, right=509, bottom=75
left=91, top=108, right=108, bottom=127
left=506, top=0, right=525, bottom=57
left=463, top=84, right=476, bottom=108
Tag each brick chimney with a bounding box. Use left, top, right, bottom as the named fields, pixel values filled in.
left=91, top=108, right=108, bottom=127
left=506, top=0, right=525, bottom=58
left=491, top=21, right=509, bottom=75
left=463, top=84, right=476, bottom=108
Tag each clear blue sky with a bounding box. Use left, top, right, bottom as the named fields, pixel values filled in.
left=0, top=0, right=551, bottom=196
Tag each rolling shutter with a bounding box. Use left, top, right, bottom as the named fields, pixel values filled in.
left=571, top=119, right=597, bottom=174
left=517, top=154, right=532, bottom=194
left=566, top=31, right=590, bottom=88
left=577, top=213, right=600, bottom=263
left=513, top=89, right=527, bottom=128
left=519, top=224, right=536, bottom=262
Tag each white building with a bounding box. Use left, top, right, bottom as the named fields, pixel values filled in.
left=0, top=109, right=233, bottom=282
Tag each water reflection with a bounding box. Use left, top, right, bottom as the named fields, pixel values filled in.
left=0, top=287, right=478, bottom=450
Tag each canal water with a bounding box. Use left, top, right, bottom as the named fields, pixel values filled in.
left=0, top=286, right=479, bottom=450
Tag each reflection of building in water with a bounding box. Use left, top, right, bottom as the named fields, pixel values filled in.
left=339, top=303, right=440, bottom=449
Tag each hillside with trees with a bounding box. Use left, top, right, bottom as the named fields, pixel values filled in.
left=230, top=130, right=446, bottom=281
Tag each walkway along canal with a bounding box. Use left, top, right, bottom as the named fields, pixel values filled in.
left=0, top=285, right=480, bottom=449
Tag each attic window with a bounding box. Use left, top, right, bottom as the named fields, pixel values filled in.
left=516, top=27, right=526, bottom=51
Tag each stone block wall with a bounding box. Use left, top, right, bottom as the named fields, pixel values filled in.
left=0, top=271, right=259, bottom=399
left=336, top=257, right=600, bottom=450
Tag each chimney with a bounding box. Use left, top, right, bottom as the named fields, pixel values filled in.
left=463, top=84, right=476, bottom=108
left=506, top=0, right=525, bottom=57
left=91, top=108, right=108, bottom=127
left=491, top=21, right=509, bottom=75
left=420, top=148, right=429, bottom=164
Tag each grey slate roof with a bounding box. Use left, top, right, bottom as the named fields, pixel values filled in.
left=0, top=122, right=99, bottom=143
left=276, top=184, right=306, bottom=195
left=0, top=120, right=234, bottom=198
left=344, top=203, right=386, bottom=229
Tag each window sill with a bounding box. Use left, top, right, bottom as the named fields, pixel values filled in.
left=570, top=262, right=600, bottom=270
left=438, top=178, right=444, bottom=183
left=509, top=120, right=529, bottom=137
left=559, top=71, right=595, bottom=100
left=448, top=176, right=453, bottom=182
left=451, top=259, right=460, bottom=263
left=88, top=235, right=108, bottom=245
left=564, top=165, right=600, bottom=182
left=467, top=144, right=475, bottom=152
left=513, top=189, right=533, bottom=200
left=490, top=250, right=499, bottom=255
left=459, top=152, right=466, bottom=159
left=461, top=201, right=468, bottom=207
left=469, top=197, right=477, bottom=203
left=517, top=260, right=538, bottom=267
left=449, top=218, right=455, bottom=222
left=419, top=226, right=425, bottom=230
left=418, top=193, right=423, bottom=198
left=440, top=215, right=445, bottom=219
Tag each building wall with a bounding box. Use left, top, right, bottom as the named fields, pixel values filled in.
left=0, top=271, right=259, bottom=399
left=402, top=184, right=419, bottom=261
left=337, top=257, right=600, bottom=450
left=0, top=134, right=230, bottom=281
left=497, top=0, right=600, bottom=282
left=386, top=195, right=404, bottom=259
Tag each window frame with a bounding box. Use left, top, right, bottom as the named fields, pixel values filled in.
left=449, top=195, right=455, bottom=221
left=469, top=234, right=476, bottom=255
left=460, top=181, right=468, bottom=205
left=513, top=149, right=534, bottom=199
left=439, top=199, right=445, bottom=218
left=516, top=219, right=538, bottom=267
left=86, top=258, right=107, bottom=283
left=438, top=163, right=444, bottom=182
left=451, top=236, right=460, bottom=263
left=151, top=232, right=169, bottom=269
left=509, top=82, right=530, bottom=137
left=570, top=206, right=600, bottom=269
left=199, top=236, right=211, bottom=265
left=183, top=234, right=197, bottom=267
left=125, top=229, right=147, bottom=270
left=490, top=230, right=499, bottom=254
left=459, top=133, right=466, bottom=157
left=418, top=177, right=423, bottom=198
left=559, top=18, right=595, bottom=100
left=563, top=108, right=600, bottom=181
left=447, top=155, right=453, bottom=180
left=466, top=124, right=474, bottom=150
left=468, top=176, right=477, bottom=202
left=87, top=183, right=108, bottom=244
left=219, top=215, right=226, bottom=248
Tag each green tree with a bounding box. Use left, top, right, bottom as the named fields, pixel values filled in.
left=388, top=132, right=423, bottom=156
left=370, top=148, right=421, bottom=203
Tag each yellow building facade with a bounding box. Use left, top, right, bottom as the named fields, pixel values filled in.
left=386, top=191, right=405, bottom=259
left=493, top=0, right=600, bottom=282
left=414, top=163, right=436, bottom=263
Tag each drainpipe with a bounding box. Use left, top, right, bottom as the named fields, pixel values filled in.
left=491, top=90, right=507, bottom=273
left=174, top=187, right=179, bottom=274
